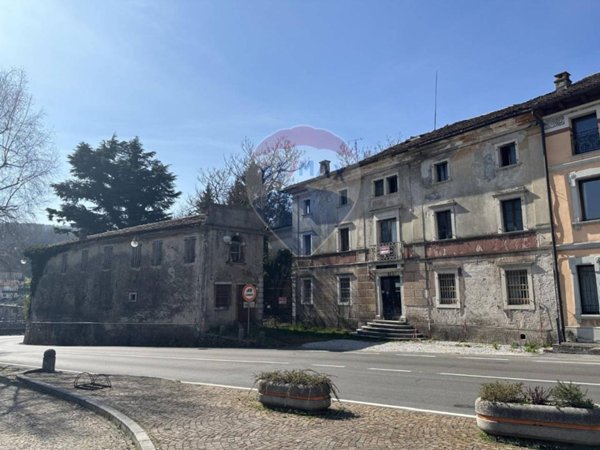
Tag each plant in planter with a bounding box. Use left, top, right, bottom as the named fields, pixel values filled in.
left=254, top=369, right=339, bottom=412
left=475, top=381, right=600, bottom=446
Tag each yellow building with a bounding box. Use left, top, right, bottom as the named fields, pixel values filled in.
left=543, top=72, right=600, bottom=342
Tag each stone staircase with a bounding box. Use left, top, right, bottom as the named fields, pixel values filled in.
left=353, top=319, right=424, bottom=341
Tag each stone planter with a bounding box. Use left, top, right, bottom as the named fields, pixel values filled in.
left=257, top=380, right=331, bottom=411
left=475, top=397, right=600, bottom=446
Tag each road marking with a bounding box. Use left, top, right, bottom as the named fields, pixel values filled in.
left=304, top=350, right=329, bottom=353
left=439, top=372, right=600, bottom=387
left=312, top=364, right=346, bottom=368
left=460, top=357, right=509, bottom=361
left=181, top=380, right=474, bottom=418
left=349, top=352, right=381, bottom=355
left=48, top=353, right=291, bottom=365
left=368, top=368, right=411, bottom=373
left=395, top=353, right=436, bottom=358
left=535, top=359, right=600, bottom=366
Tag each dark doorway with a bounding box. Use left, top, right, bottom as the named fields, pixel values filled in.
left=380, top=276, right=402, bottom=320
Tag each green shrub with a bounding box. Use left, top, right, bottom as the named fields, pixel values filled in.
left=491, top=342, right=500, bottom=351
left=523, top=342, right=540, bottom=353
left=551, top=381, right=594, bottom=409
left=255, top=369, right=339, bottom=400
left=479, top=382, right=524, bottom=403
left=524, top=385, right=551, bottom=405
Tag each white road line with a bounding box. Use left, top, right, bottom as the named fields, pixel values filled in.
left=40, top=353, right=291, bottom=365
left=368, top=368, right=411, bottom=373
left=349, top=352, right=381, bottom=355
left=439, top=372, right=600, bottom=387
left=304, top=350, right=329, bottom=353
left=395, top=354, right=437, bottom=358
left=312, top=364, right=346, bottom=368
left=535, top=359, right=600, bottom=366
left=460, top=357, right=509, bottom=361
left=181, top=380, right=474, bottom=418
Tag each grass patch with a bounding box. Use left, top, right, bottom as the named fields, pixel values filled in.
left=260, top=323, right=353, bottom=347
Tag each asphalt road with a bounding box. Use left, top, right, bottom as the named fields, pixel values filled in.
left=1, top=335, right=599, bottom=416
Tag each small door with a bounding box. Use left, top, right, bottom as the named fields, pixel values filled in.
left=381, top=276, right=402, bottom=320
left=236, top=284, right=256, bottom=323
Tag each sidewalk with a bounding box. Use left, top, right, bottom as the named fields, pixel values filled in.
left=0, top=366, right=134, bottom=450
left=22, top=370, right=522, bottom=450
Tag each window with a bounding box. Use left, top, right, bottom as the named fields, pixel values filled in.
left=499, top=142, right=517, bottom=167
left=505, top=269, right=530, bottom=306
left=302, top=234, right=312, bottom=256
left=501, top=198, right=523, bottom=232
left=215, top=284, right=231, bottom=309
left=577, top=265, right=599, bottom=314
left=339, top=227, right=350, bottom=252
left=184, top=237, right=196, bottom=263
left=434, top=161, right=448, bottom=182
left=131, top=243, right=142, bottom=268
left=229, top=236, right=244, bottom=263
left=387, top=175, right=398, bottom=194
left=339, top=189, right=348, bottom=206
left=338, top=276, right=351, bottom=304
left=151, top=240, right=163, bottom=266
left=579, top=177, right=600, bottom=221
left=436, top=272, right=458, bottom=306
left=60, top=253, right=68, bottom=274
left=300, top=278, right=313, bottom=304
left=102, top=246, right=113, bottom=270
left=436, top=210, right=453, bottom=240
left=572, top=113, right=600, bottom=154
left=374, top=179, right=384, bottom=197
left=128, top=291, right=137, bottom=302
left=80, top=250, right=88, bottom=272
left=378, top=218, right=397, bottom=244
left=303, top=199, right=311, bottom=215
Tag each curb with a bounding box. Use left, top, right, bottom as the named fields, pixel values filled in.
left=16, top=373, right=155, bottom=450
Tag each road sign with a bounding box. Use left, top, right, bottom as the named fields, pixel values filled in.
left=243, top=302, right=256, bottom=309
left=242, top=284, right=257, bottom=302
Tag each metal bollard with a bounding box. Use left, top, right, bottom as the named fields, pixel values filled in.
left=42, top=349, right=56, bottom=372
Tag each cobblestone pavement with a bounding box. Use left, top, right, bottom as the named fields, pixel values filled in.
left=27, top=371, right=526, bottom=450
left=0, top=366, right=134, bottom=450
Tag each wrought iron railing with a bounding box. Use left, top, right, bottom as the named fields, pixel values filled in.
left=573, top=129, right=600, bottom=154
left=368, top=241, right=402, bottom=262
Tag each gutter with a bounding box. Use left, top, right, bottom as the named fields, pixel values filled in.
left=535, top=113, right=566, bottom=343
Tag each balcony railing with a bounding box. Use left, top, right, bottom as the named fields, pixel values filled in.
left=369, top=241, right=402, bottom=262
left=574, top=129, right=600, bottom=154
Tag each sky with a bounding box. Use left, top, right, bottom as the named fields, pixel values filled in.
left=1, top=0, right=600, bottom=223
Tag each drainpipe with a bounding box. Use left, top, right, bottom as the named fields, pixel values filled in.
left=535, top=113, right=566, bottom=343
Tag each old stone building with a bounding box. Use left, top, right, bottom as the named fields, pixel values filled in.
left=286, top=72, right=600, bottom=343
left=25, top=205, right=266, bottom=345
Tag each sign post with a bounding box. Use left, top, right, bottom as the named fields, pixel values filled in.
left=241, top=284, right=257, bottom=337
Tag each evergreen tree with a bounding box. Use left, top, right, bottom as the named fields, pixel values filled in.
left=48, top=136, right=180, bottom=235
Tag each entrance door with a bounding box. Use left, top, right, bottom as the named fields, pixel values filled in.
left=380, top=276, right=401, bottom=320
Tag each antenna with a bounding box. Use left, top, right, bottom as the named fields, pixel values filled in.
left=433, top=71, right=438, bottom=130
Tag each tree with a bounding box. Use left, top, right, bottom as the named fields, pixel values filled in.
left=48, top=136, right=181, bottom=235
left=0, top=68, right=56, bottom=222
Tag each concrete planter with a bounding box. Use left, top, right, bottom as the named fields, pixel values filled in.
left=257, top=380, right=331, bottom=411
left=475, top=398, right=600, bottom=446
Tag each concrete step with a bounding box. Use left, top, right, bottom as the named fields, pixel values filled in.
left=359, top=325, right=418, bottom=334
left=364, top=322, right=415, bottom=331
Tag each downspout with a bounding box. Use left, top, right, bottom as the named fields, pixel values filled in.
left=292, top=196, right=300, bottom=325
left=535, top=113, right=565, bottom=343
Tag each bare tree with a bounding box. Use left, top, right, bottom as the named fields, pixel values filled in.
left=0, top=68, right=56, bottom=223
left=335, top=134, right=404, bottom=168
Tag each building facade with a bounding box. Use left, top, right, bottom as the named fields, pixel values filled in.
left=286, top=72, right=600, bottom=343
left=25, top=205, right=265, bottom=345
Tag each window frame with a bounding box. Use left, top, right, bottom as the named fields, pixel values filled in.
left=214, top=282, right=232, bottom=310
left=302, top=233, right=312, bottom=256
left=229, top=236, right=244, bottom=263
left=568, top=169, right=600, bottom=225
left=183, top=236, right=196, bottom=264
left=151, top=240, right=163, bottom=266
left=373, top=179, right=384, bottom=197
left=300, top=278, right=313, bottom=305
left=500, top=265, right=535, bottom=310
left=434, top=269, right=460, bottom=309
left=571, top=112, right=600, bottom=155
left=337, top=275, right=352, bottom=305
left=435, top=209, right=453, bottom=240
left=493, top=187, right=528, bottom=234
left=568, top=256, right=600, bottom=318
left=128, top=291, right=138, bottom=302
left=432, top=160, right=449, bottom=183
left=130, top=243, right=142, bottom=269
left=339, top=189, right=348, bottom=206
left=338, top=226, right=350, bottom=252
left=500, top=197, right=524, bottom=233
left=497, top=141, right=518, bottom=168
left=303, top=198, right=311, bottom=215
left=386, top=175, right=398, bottom=194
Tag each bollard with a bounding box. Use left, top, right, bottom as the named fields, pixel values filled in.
left=42, top=349, right=56, bottom=372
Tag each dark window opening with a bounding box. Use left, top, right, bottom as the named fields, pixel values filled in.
left=579, top=177, right=600, bottom=221
left=215, top=284, right=231, bottom=308
left=499, top=143, right=517, bottom=167
left=339, top=189, right=348, bottom=205
left=434, top=161, right=448, bottom=182
left=374, top=179, right=384, bottom=197
left=438, top=273, right=457, bottom=304
left=184, top=237, right=196, bottom=263
left=577, top=265, right=599, bottom=314
left=229, top=236, right=244, bottom=263
left=436, top=210, right=452, bottom=240
left=128, top=292, right=137, bottom=302
left=573, top=113, right=600, bottom=154
left=339, top=228, right=350, bottom=251
left=303, top=199, right=311, bottom=215
left=303, top=234, right=312, bottom=256
left=501, top=198, right=523, bottom=232
left=339, top=277, right=351, bottom=304
left=378, top=218, right=397, bottom=244
left=301, top=278, right=312, bottom=304
left=387, top=175, right=398, bottom=194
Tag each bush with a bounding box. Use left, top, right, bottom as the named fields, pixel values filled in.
left=551, top=381, right=595, bottom=409
left=255, top=369, right=339, bottom=400
left=524, top=385, right=551, bottom=405
left=523, top=342, right=540, bottom=353
left=479, top=382, right=524, bottom=403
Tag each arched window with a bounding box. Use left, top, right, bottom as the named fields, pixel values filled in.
left=229, top=236, right=244, bottom=263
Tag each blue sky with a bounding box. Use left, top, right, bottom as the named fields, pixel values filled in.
left=1, top=0, right=599, bottom=222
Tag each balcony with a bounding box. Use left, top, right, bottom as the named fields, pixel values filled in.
left=369, top=241, right=402, bottom=262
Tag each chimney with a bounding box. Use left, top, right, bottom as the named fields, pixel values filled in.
left=554, top=71, right=572, bottom=91
left=319, top=160, right=330, bottom=176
